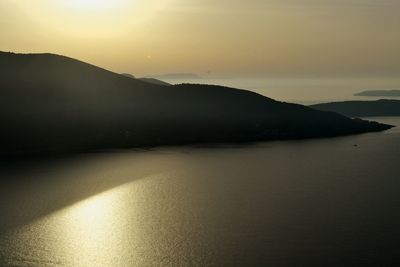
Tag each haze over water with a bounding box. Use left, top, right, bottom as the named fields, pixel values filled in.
left=160, top=77, right=400, bottom=105
left=1, top=117, right=399, bottom=266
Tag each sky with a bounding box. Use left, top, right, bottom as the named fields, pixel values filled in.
left=0, top=0, right=399, bottom=78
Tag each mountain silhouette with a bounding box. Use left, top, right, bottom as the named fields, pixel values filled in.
left=355, top=90, right=400, bottom=97
left=311, top=99, right=400, bottom=117
left=139, top=77, right=171, bottom=86
left=0, top=52, right=392, bottom=155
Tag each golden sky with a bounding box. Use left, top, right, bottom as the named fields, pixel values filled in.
left=1, top=0, right=399, bottom=77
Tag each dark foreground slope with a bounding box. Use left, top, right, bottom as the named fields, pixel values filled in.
left=0, top=52, right=392, bottom=155
left=311, top=100, right=400, bottom=117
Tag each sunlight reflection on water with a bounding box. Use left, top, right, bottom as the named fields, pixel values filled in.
left=1, top=177, right=155, bottom=266
left=1, top=171, right=207, bottom=266
left=56, top=183, right=130, bottom=266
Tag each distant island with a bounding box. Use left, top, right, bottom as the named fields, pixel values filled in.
left=138, top=78, right=171, bottom=86
left=355, top=90, right=400, bottom=97
left=121, top=73, right=135, bottom=79
left=311, top=99, right=400, bottom=117
left=121, top=73, right=171, bottom=86
left=0, top=52, right=393, bottom=156
left=146, top=73, right=202, bottom=80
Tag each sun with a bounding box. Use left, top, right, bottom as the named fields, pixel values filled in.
left=65, top=0, right=126, bottom=10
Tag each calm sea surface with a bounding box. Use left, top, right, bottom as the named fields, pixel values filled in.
left=0, top=117, right=399, bottom=266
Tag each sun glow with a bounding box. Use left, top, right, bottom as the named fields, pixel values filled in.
left=6, top=0, right=170, bottom=38
left=65, top=0, right=126, bottom=10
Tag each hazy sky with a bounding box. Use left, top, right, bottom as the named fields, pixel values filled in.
left=0, top=0, right=399, bottom=77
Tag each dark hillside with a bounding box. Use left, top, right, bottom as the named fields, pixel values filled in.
left=0, top=52, right=392, bottom=155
